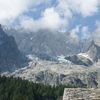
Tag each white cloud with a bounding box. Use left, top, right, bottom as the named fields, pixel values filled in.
left=0, top=0, right=48, bottom=25
left=20, top=8, right=67, bottom=31
left=42, top=8, right=63, bottom=30
left=0, top=0, right=29, bottom=24
left=57, top=0, right=99, bottom=17
left=69, top=0, right=99, bottom=17
left=70, top=26, right=80, bottom=39
left=0, top=0, right=99, bottom=31
left=81, top=26, right=91, bottom=39
left=95, top=21, right=100, bottom=34
left=69, top=25, right=80, bottom=44
left=57, top=0, right=72, bottom=18
left=20, top=0, right=100, bottom=31
left=69, top=25, right=92, bottom=44
left=93, top=21, right=100, bottom=45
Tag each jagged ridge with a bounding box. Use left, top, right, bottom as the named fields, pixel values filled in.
left=0, top=25, right=28, bottom=72
left=65, top=41, right=100, bottom=66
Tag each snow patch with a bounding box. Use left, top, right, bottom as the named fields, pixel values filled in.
left=78, top=53, right=93, bottom=61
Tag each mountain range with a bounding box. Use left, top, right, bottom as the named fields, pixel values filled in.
left=1, top=39, right=100, bottom=88
left=5, top=28, right=92, bottom=57
left=0, top=25, right=100, bottom=88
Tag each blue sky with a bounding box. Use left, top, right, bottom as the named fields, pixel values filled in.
left=0, top=0, right=100, bottom=40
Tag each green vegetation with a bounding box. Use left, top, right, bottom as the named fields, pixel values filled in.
left=0, top=76, right=83, bottom=100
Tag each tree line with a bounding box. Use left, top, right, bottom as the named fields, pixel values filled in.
left=0, top=76, right=83, bottom=100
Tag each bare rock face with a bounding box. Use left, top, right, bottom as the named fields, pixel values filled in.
left=65, top=41, right=100, bottom=66
left=0, top=25, right=28, bottom=72
left=87, top=40, right=100, bottom=61
left=4, top=59, right=100, bottom=88
left=6, top=28, right=92, bottom=57
left=63, top=88, right=100, bottom=100
left=65, top=55, right=93, bottom=66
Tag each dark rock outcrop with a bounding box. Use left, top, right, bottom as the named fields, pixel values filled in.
left=0, top=25, right=28, bottom=72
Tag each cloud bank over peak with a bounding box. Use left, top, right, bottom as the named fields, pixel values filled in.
left=20, top=7, right=67, bottom=31
left=0, top=0, right=99, bottom=40
left=19, top=0, right=100, bottom=32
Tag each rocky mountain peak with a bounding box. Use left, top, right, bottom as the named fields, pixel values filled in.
left=0, top=24, right=6, bottom=37
left=0, top=24, right=28, bottom=72
left=87, top=40, right=100, bottom=62
left=65, top=40, right=100, bottom=66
